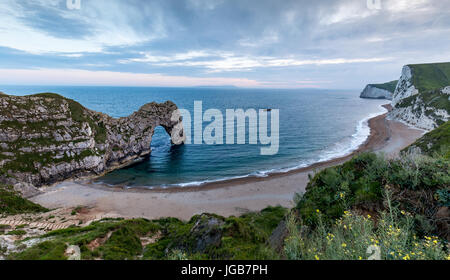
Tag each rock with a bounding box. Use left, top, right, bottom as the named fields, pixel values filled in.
left=268, top=220, right=289, bottom=253
left=360, top=81, right=398, bottom=100
left=13, top=182, right=42, bottom=198
left=360, top=85, right=393, bottom=100
left=0, top=93, right=185, bottom=189
left=65, top=245, right=81, bottom=260
left=435, top=207, right=450, bottom=241
left=389, top=63, right=450, bottom=131
left=392, top=65, right=419, bottom=106
left=190, top=214, right=224, bottom=252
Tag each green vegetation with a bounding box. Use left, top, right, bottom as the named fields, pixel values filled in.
left=9, top=207, right=286, bottom=260
left=288, top=146, right=449, bottom=260
left=408, top=62, right=450, bottom=92
left=32, top=92, right=107, bottom=144
left=0, top=92, right=107, bottom=178
left=144, top=206, right=286, bottom=260
left=0, top=185, right=48, bottom=215
left=10, top=241, right=68, bottom=260
left=404, top=121, right=450, bottom=158
left=1, top=93, right=449, bottom=260
left=6, top=229, right=27, bottom=236
left=370, top=80, right=398, bottom=93
left=396, top=88, right=450, bottom=113
left=296, top=153, right=449, bottom=227
left=285, top=196, right=448, bottom=260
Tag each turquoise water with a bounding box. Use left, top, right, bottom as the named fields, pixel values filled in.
left=1, top=86, right=387, bottom=188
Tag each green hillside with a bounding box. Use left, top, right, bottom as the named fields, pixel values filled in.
left=370, top=80, right=398, bottom=93
left=409, top=62, right=450, bottom=92
left=403, top=121, right=450, bottom=158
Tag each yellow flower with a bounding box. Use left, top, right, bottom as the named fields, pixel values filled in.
left=367, top=214, right=371, bottom=219
left=401, top=210, right=406, bottom=215
left=358, top=256, right=363, bottom=260
left=341, top=243, right=347, bottom=248
left=315, top=255, right=320, bottom=260
left=316, top=209, right=321, bottom=213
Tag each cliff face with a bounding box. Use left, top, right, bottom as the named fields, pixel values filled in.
left=0, top=93, right=185, bottom=190
left=360, top=84, right=394, bottom=100
left=391, top=66, right=419, bottom=106
left=389, top=63, right=450, bottom=131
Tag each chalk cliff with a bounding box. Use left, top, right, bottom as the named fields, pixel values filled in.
left=388, top=63, right=450, bottom=131
left=0, top=93, right=185, bottom=191
left=360, top=81, right=397, bottom=100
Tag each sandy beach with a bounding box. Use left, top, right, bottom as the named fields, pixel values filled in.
left=31, top=106, right=425, bottom=221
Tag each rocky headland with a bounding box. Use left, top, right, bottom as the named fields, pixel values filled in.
left=363, top=62, right=449, bottom=131
left=360, top=80, right=398, bottom=100
left=0, top=93, right=185, bottom=196
left=388, top=63, right=450, bottom=130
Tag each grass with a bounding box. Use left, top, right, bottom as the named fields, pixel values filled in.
left=9, top=207, right=286, bottom=260
left=408, top=62, right=450, bottom=92
left=0, top=185, right=48, bottom=215
left=404, top=121, right=450, bottom=158
left=369, top=80, right=398, bottom=93
left=285, top=193, right=449, bottom=260
left=143, top=206, right=286, bottom=260
left=295, top=152, right=449, bottom=239
left=9, top=241, right=68, bottom=260
left=6, top=230, right=27, bottom=236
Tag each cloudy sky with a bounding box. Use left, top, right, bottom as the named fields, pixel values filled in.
left=0, top=0, right=449, bottom=89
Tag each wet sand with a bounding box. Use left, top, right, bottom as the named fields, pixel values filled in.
left=31, top=106, right=425, bottom=221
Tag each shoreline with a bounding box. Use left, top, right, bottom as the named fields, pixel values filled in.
left=82, top=104, right=392, bottom=194
left=31, top=105, right=425, bottom=220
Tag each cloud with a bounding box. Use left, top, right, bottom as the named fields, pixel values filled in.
left=122, top=51, right=390, bottom=72
left=0, top=0, right=449, bottom=89
left=0, top=0, right=166, bottom=54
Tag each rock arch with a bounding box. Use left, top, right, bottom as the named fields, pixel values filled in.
left=104, top=101, right=186, bottom=167
left=0, top=93, right=185, bottom=188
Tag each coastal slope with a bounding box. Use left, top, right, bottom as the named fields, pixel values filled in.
left=0, top=93, right=184, bottom=194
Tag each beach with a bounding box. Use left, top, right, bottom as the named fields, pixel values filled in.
left=30, top=106, right=425, bottom=221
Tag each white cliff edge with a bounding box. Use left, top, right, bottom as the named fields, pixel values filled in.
left=360, top=85, right=393, bottom=100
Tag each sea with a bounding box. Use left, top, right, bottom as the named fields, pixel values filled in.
left=1, top=85, right=388, bottom=189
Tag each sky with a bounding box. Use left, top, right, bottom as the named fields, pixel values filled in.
left=0, top=0, right=449, bottom=89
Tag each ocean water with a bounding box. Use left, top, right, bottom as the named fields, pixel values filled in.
left=1, top=85, right=388, bottom=188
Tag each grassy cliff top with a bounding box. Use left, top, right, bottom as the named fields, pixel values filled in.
left=369, top=80, right=398, bottom=93
left=408, top=62, right=450, bottom=92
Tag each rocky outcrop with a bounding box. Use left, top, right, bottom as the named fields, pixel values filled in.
left=392, top=66, right=419, bottom=106
left=389, top=63, right=450, bottom=130
left=0, top=93, right=185, bottom=188
left=360, top=85, right=394, bottom=100
left=388, top=88, right=449, bottom=130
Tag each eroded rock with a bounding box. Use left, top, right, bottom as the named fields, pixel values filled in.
left=0, top=93, right=185, bottom=188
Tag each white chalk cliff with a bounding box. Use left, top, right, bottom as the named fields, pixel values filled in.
left=360, top=85, right=393, bottom=100
left=391, top=66, right=419, bottom=106
left=388, top=64, right=450, bottom=131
